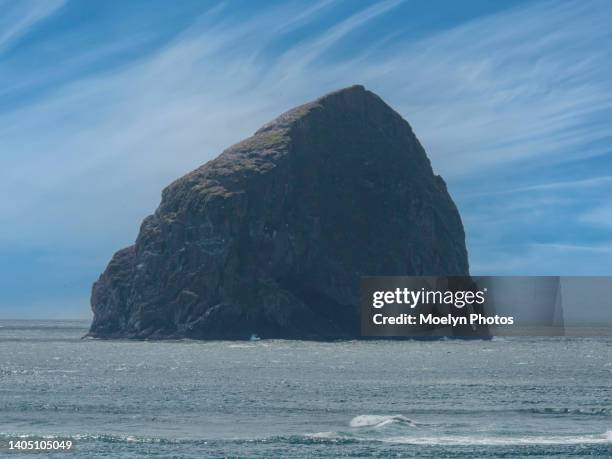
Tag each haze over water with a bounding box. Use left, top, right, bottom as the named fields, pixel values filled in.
left=1, top=321, right=610, bottom=458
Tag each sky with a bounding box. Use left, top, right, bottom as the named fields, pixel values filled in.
left=1, top=0, right=611, bottom=321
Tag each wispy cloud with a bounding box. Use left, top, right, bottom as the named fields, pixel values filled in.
left=580, top=203, right=612, bottom=229
left=459, top=175, right=612, bottom=198
left=277, top=0, right=404, bottom=71
left=0, top=0, right=65, bottom=55
left=530, top=242, right=612, bottom=254
left=380, top=0, right=612, bottom=176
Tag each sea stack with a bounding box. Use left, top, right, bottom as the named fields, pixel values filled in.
left=89, top=85, right=474, bottom=339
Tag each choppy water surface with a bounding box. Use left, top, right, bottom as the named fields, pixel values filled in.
left=0, top=321, right=610, bottom=458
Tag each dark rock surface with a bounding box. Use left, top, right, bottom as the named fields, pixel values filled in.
left=89, top=85, right=477, bottom=340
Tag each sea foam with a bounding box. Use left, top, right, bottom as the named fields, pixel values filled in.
left=349, top=414, right=416, bottom=428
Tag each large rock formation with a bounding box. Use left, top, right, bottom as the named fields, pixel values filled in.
left=89, top=85, right=472, bottom=340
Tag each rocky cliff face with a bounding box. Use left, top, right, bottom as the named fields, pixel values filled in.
left=90, top=85, right=472, bottom=339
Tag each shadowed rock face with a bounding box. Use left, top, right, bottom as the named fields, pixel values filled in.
left=89, top=85, right=470, bottom=340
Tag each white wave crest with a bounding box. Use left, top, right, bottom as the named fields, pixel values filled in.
left=349, top=414, right=416, bottom=428
left=383, top=430, right=612, bottom=446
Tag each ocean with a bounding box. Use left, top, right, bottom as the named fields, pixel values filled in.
left=0, top=320, right=610, bottom=458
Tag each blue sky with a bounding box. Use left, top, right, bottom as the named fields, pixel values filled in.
left=1, top=0, right=611, bottom=320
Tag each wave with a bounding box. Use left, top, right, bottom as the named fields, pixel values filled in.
left=2, top=430, right=610, bottom=447
left=310, top=430, right=612, bottom=446
left=381, top=430, right=612, bottom=446
left=524, top=407, right=611, bottom=416
left=349, top=414, right=417, bottom=428
left=353, top=406, right=611, bottom=417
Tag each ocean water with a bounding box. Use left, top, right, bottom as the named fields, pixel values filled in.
left=0, top=321, right=610, bottom=458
